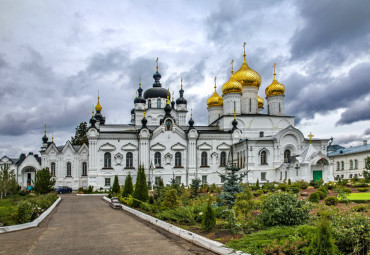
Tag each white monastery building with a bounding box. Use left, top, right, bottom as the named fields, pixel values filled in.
left=1, top=47, right=336, bottom=190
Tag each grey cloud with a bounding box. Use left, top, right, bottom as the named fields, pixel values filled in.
left=336, top=99, right=370, bottom=125
left=290, top=0, right=370, bottom=60
left=334, top=135, right=363, bottom=146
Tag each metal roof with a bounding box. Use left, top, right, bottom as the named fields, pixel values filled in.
left=328, top=144, right=370, bottom=156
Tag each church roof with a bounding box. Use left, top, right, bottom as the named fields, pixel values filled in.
left=328, top=144, right=370, bottom=157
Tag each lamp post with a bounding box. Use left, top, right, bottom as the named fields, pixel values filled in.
left=245, top=138, right=249, bottom=183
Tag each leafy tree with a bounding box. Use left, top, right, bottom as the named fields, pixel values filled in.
left=112, top=175, right=120, bottom=194
left=306, top=216, right=337, bottom=255
left=363, top=156, right=370, bottom=181
left=34, top=168, right=56, bottom=194
left=259, top=192, right=310, bottom=227
left=133, top=165, right=148, bottom=207
left=122, top=173, right=133, bottom=197
left=190, top=178, right=201, bottom=198
left=0, top=164, right=18, bottom=199
left=71, top=121, right=88, bottom=145
left=202, top=199, right=216, bottom=232
left=218, top=165, right=247, bottom=208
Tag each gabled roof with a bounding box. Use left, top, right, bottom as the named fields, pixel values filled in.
left=328, top=144, right=370, bottom=157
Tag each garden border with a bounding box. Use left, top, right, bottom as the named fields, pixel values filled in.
left=102, top=196, right=249, bottom=255
left=76, top=193, right=108, bottom=196
left=0, top=197, right=61, bottom=234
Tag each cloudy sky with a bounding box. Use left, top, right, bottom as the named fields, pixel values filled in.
left=1, top=0, right=370, bottom=157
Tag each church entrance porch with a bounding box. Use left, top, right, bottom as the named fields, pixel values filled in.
left=21, top=166, right=37, bottom=188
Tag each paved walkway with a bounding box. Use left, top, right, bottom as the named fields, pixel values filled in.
left=0, top=194, right=215, bottom=255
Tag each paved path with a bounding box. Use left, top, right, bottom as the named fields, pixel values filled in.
left=0, top=194, right=215, bottom=255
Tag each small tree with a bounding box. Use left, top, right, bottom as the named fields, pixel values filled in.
left=112, top=175, right=120, bottom=194
left=306, top=216, right=337, bottom=254
left=71, top=121, right=88, bottom=145
left=363, top=156, right=370, bottom=181
left=153, top=177, right=164, bottom=200
left=161, top=189, right=179, bottom=209
left=0, top=164, right=18, bottom=199
left=34, top=168, right=56, bottom=194
left=122, top=174, right=133, bottom=197
left=202, top=199, right=216, bottom=232
left=233, top=185, right=255, bottom=220
left=133, top=165, right=148, bottom=207
left=190, top=178, right=201, bottom=198
left=218, top=165, right=247, bottom=208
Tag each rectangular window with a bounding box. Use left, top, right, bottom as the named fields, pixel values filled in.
left=82, top=162, right=87, bottom=176
left=202, top=175, right=207, bottom=184
left=175, top=176, right=181, bottom=184
left=105, top=178, right=111, bottom=187
left=261, top=172, right=266, bottom=181
left=51, top=163, right=56, bottom=177
left=155, top=177, right=161, bottom=185
left=66, top=163, right=72, bottom=177
left=221, top=176, right=225, bottom=183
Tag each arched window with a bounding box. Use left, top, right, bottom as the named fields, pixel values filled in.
left=268, top=105, right=270, bottom=115
left=336, top=162, right=340, bottom=171
left=66, top=162, right=72, bottom=177
left=279, top=103, right=281, bottom=112
left=104, top=152, right=111, bottom=168
left=157, top=98, right=161, bottom=108
left=220, top=152, right=226, bottom=166
left=261, top=150, right=267, bottom=165
left=126, top=152, right=133, bottom=167
left=355, top=159, right=358, bottom=169
left=82, top=162, right=87, bottom=176
left=341, top=161, right=344, bottom=170
left=284, top=149, right=291, bottom=163
left=237, top=152, right=240, bottom=168
left=350, top=160, right=353, bottom=169
left=249, top=98, right=251, bottom=112
left=50, top=162, right=56, bottom=177
left=259, top=131, right=264, bottom=137
left=175, top=152, right=181, bottom=167
left=166, top=120, right=172, bottom=131
left=201, top=152, right=208, bottom=166
left=154, top=152, right=161, bottom=167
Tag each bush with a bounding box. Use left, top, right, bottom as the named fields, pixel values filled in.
left=324, top=196, right=339, bottom=206
left=253, top=189, right=264, bottom=197
left=357, top=187, right=369, bottom=192
left=189, top=178, right=201, bottom=198
left=34, top=168, right=56, bottom=194
left=161, top=189, right=179, bottom=209
left=202, top=200, right=216, bottom=232
left=343, top=187, right=352, bottom=193
left=317, top=186, right=328, bottom=196
left=296, top=181, right=309, bottom=190
left=122, top=174, right=133, bottom=197
left=287, top=185, right=300, bottom=194
left=306, top=216, right=338, bottom=254
left=258, top=193, right=310, bottom=227
left=352, top=205, right=367, bottom=212
left=309, top=192, right=320, bottom=203
left=324, top=181, right=336, bottom=190
left=111, top=175, right=120, bottom=194
left=87, top=185, right=93, bottom=193
left=316, top=191, right=327, bottom=200
left=352, top=183, right=369, bottom=188
left=277, top=183, right=287, bottom=191
left=132, top=165, right=148, bottom=207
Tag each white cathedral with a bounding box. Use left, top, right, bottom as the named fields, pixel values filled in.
left=1, top=47, right=334, bottom=190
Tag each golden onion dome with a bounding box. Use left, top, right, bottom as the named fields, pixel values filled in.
left=95, top=95, right=102, bottom=112
left=233, top=44, right=262, bottom=88
left=222, top=60, right=243, bottom=95
left=207, top=82, right=223, bottom=108
left=265, top=63, right=285, bottom=98
left=258, top=96, right=264, bottom=108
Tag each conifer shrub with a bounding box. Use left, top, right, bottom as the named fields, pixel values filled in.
left=202, top=199, right=216, bottom=232
left=309, top=192, right=320, bottom=203
left=317, top=186, right=328, bottom=196
left=253, top=189, right=263, bottom=197
left=288, top=179, right=291, bottom=185
left=112, top=175, right=120, bottom=194
left=306, top=216, right=338, bottom=255
left=161, top=189, right=179, bottom=209
left=34, top=168, right=56, bottom=194
left=122, top=174, right=133, bottom=197
left=255, top=179, right=260, bottom=189
left=296, top=180, right=310, bottom=189
left=316, top=190, right=327, bottom=200
left=132, top=166, right=148, bottom=207
left=258, top=193, right=310, bottom=226
left=357, top=187, right=369, bottom=192
left=218, top=165, right=246, bottom=208
left=190, top=178, right=201, bottom=198
left=324, top=196, right=339, bottom=206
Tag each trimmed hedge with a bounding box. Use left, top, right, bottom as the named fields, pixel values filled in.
left=309, top=192, right=320, bottom=203
left=324, top=196, right=339, bottom=206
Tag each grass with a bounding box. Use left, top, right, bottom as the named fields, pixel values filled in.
left=346, top=192, right=370, bottom=201
left=0, top=195, right=26, bottom=226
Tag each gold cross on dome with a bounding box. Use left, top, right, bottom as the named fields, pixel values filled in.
left=44, top=124, right=46, bottom=136
left=214, top=76, right=217, bottom=89
left=308, top=132, right=314, bottom=144
left=181, top=77, right=183, bottom=89
left=243, top=42, right=246, bottom=54
left=273, top=62, right=276, bottom=74
left=231, top=59, right=234, bottom=74
left=156, top=57, right=159, bottom=72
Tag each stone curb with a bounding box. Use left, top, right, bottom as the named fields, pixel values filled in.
left=76, top=193, right=108, bottom=196
left=0, top=197, right=62, bottom=234
left=102, top=196, right=249, bottom=255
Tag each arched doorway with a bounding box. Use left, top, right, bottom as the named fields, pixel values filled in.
left=311, top=158, right=329, bottom=181
left=21, top=166, right=37, bottom=188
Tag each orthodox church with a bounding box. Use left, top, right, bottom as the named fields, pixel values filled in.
left=1, top=46, right=334, bottom=190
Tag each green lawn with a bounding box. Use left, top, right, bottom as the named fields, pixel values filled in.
left=0, top=195, right=26, bottom=226
left=346, top=193, right=370, bottom=201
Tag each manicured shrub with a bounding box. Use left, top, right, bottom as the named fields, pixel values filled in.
left=122, top=174, right=133, bottom=197
left=233, top=186, right=255, bottom=219
left=317, top=186, right=328, bottom=196
left=306, top=216, right=338, bottom=255
left=161, top=189, right=179, bottom=209
left=357, top=187, right=369, bottom=192
left=34, top=168, right=56, bottom=194
left=352, top=205, right=367, bottom=212
left=111, top=175, right=120, bottom=194
left=253, top=189, right=263, bottom=197
left=324, top=196, right=339, bottom=206
left=189, top=178, right=201, bottom=198
left=132, top=165, right=148, bottom=207
left=324, top=181, right=336, bottom=190
left=202, top=200, right=216, bottom=232
left=287, top=185, right=300, bottom=194
left=258, top=193, right=310, bottom=226
left=296, top=181, right=309, bottom=189
left=255, top=179, right=260, bottom=189
left=343, top=187, right=352, bottom=193
left=87, top=185, right=93, bottom=193
left=277, top=183, right=287, bottom=191
left=309, top=192, right=320, bottom=203
left=316, top=191, right=327, bottom=200
left=14, top=201, right=33, bottom=223
left=288, top=179, right=291, bottom=185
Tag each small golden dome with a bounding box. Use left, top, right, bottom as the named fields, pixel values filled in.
left=95, top=95, right=102, bottom=112
left=233, top=50, right=262, bottom=88
left=207, top=82, right=223, bottom=108
left=265, top=63, right=285, bottom=98
left=258, top=96, right=264, bottom=108
left=222, top=60, right=242, bottom=95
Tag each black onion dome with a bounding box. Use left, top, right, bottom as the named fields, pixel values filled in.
left=134, top=97, right=146, bottom=104
left=153, top=71, right=161, bottom=82
left=143, top=87, right=170, bottom=99
left=131, top=108, right=135, bottom=114
left=42, top=135, right=48, bottom=143
left=176, top=87, right=187, bottom=105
